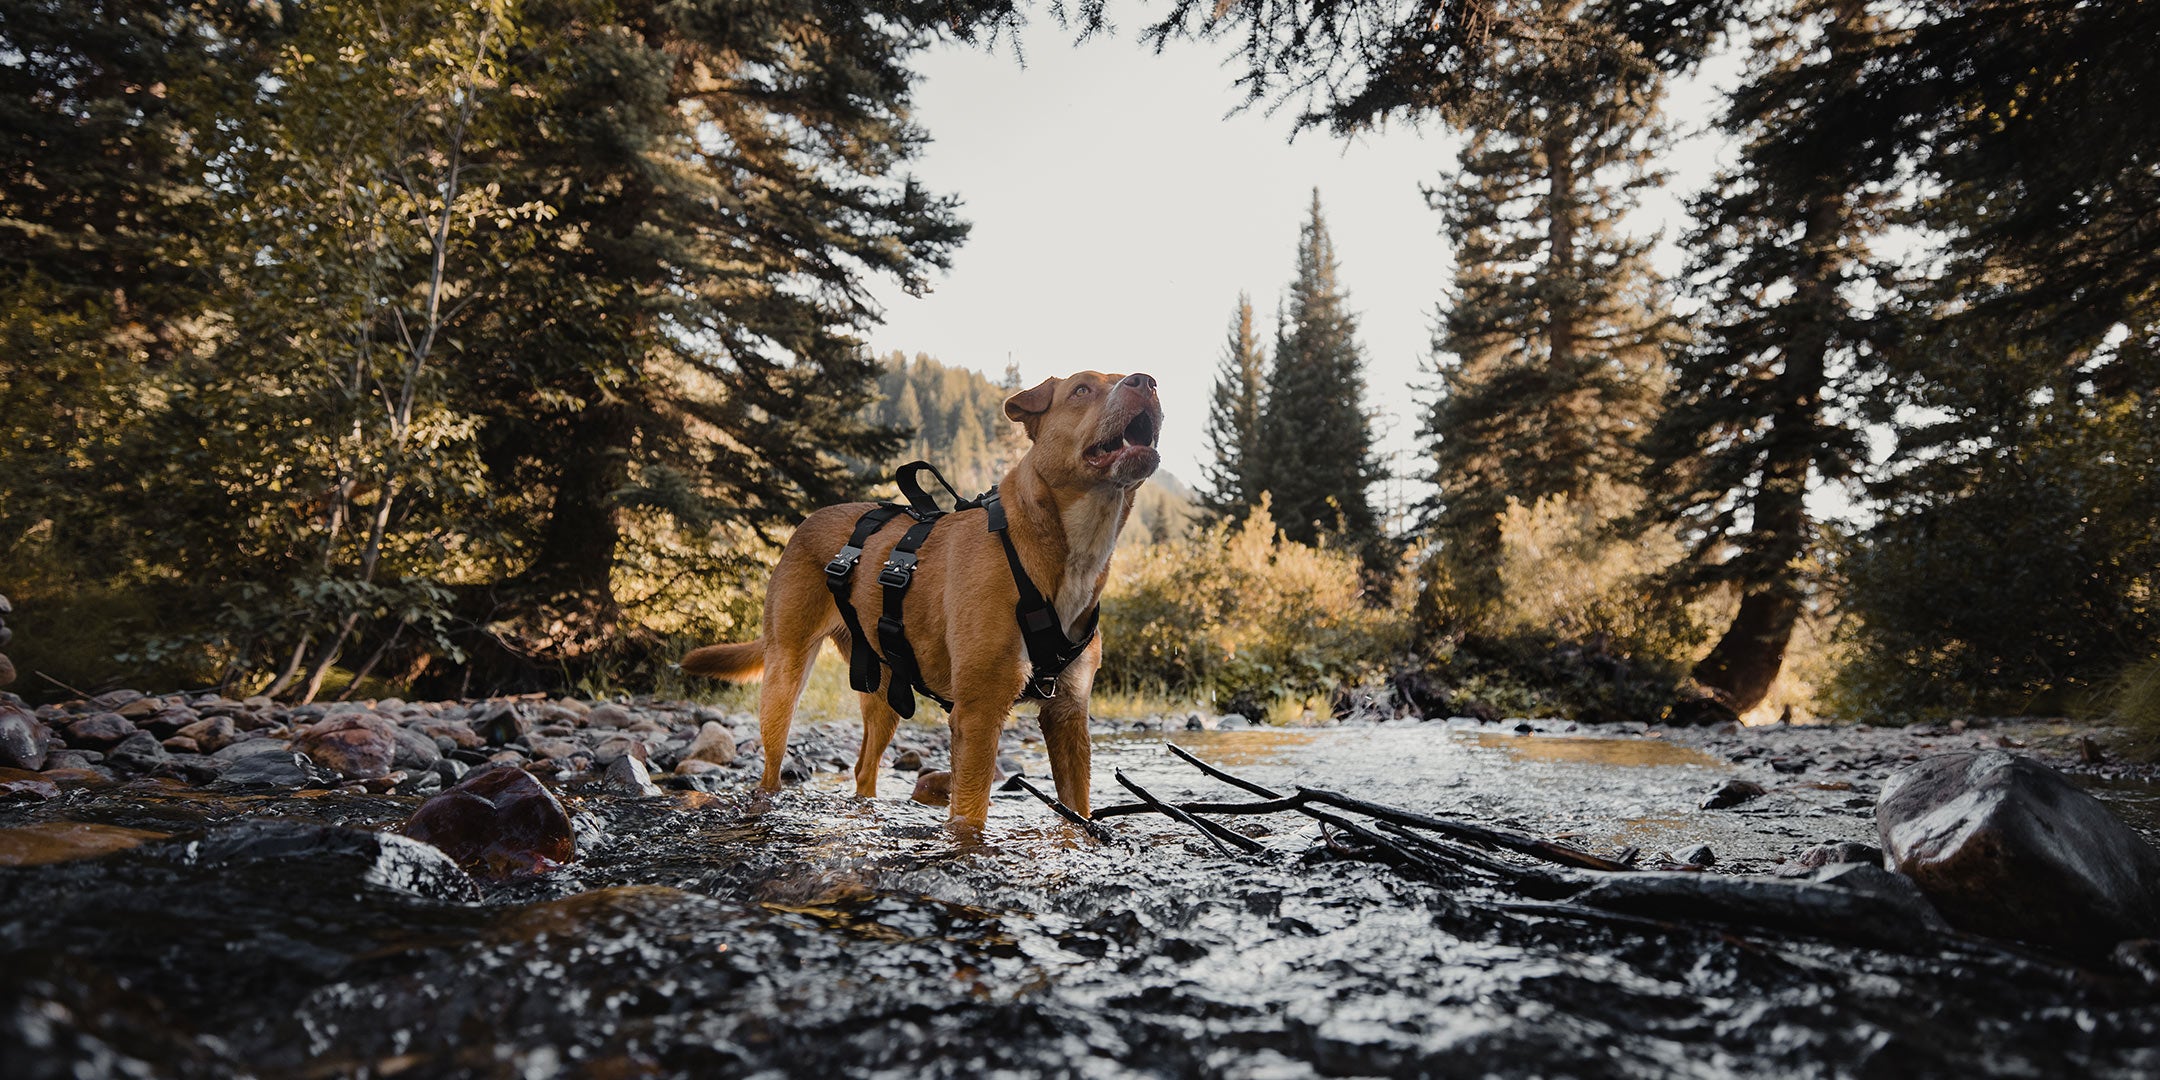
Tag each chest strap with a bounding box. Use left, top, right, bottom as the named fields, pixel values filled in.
left=982, top=486, right=1099, bottom=700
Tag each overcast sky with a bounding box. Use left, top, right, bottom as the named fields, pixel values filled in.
left=865, top=22, right=1740, bottom=509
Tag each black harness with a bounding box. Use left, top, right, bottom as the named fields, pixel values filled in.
left=824, top=461, right=1099, bottom=719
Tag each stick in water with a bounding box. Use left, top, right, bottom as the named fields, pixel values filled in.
left=999, top=773, right=1117, bottom=843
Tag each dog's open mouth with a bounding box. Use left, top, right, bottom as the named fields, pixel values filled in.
left=1083, top=409, right=1160, bottom=470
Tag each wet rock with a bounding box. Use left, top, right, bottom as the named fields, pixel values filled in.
left=62, top=712, right=136, bottom=751
left=415, top=718, right=482, bottom=749
left=1, top=705, right=50, bottom=770
left=214, top=751, right=317, bottom=790
left=137, top=706, right=197, bottom=739
left=392, top=727, right=442, bottom=770
left=432, top=758, right=470, bottom=786
left=1878, top=750, right=2160, bottom=955
left=89, top=689, right=145, bottom=711
left=527, top=737, right=582, bottom=763
left=682, top=721, right=737, bottom=767
left=152, top=752, right=226, bottom=786
left=161, top=735, right=200, bottom=754
left=586, top=703, right=633, bottom=729
left=116, top=697, right=162, bottom=720
left=475, top=703, right=529, bottom=746
left=891, top=748, right=924, bottom=772
left=1700, top=779, right=1767, bottom=809
left=42, top=749, right=105, bottom=774
left=176, top=820, right=479, bottom=903
left=0, top=651, right=12, bottom=688
left=292, top=714, right=398, bottom=779
left=1776, top=841, right=1884, bottom=878
left=591, top=734, right=647, bottom=768
left=0, top=775, right=61, bottom=801
left=402, top=765, right=575, bottom=880
left=911, top=770, right=951, bottom=807
left=0, top=821, right=166, bottom=866
left=1574, top=863, right=1946, bottom=948
left=2115, top=939, right=2160, bottom=985
left=603, top=754, right=663, bottom=798
left=176, top=715, right=240, bottom=754
left=104, top=730, right=170, bottom=773
left=1676, top=844, right=1716, bottom=867
left=212, top=737, right=291, bottom=762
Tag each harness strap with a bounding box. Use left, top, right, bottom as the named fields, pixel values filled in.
left=825, top=504, right=908, bottom=695
left=982, top=486, right=1100, bottom=700
left=875, top=514, right=945, bottom=719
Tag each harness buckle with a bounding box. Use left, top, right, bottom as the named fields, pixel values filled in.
left=824, top=545, right=863, bottom=581
left=877, top=551, right=919, bottom=589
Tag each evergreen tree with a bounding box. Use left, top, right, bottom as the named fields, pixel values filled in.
left=1201, top=292, right=1269, bottom=517
left=1256, top=191, right=1381, bottom=549
left=1639, top=0, right=1895, bottom=712
left=1419, top=0, right=1678, bottom=624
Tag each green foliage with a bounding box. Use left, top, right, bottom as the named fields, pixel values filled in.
left=1250, top=192, right=1383, bottom=552
left=1201, top=293, right=1269, bottom=518
left=861, top=353, right=1026, bottom=495
left=1099, top=500, right=1409, bottom=711
left=1419, top=0, right=1679, bottom=625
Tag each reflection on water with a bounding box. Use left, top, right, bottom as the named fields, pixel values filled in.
left=0, top=821, right=170, bottom=866
left=1457, top=730, right=1726, bottom=768
left=1097, top=727, right=1321, bottom=768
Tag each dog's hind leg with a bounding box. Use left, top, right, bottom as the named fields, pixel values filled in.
left=755, top=633, right=824, bottom=794
left=853, top=689, right=901, bottom=798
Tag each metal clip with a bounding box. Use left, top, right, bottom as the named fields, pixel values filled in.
left=877, top=551, right=919, bottom=589
left=824, top=545, right=863, bottom=580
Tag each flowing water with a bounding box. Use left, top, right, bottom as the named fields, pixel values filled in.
left=4, top=721, right=2158, bottom=1078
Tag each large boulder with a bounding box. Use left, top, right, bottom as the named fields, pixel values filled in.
left=173, top=820, right=478, bottom=903
left=1878, top=750, right=2160, bottom=956
left=402, top=765, right=575, bottom=881
left=292, top=713, right=398, bottom=779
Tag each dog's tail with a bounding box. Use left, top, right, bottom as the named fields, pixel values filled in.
left=680, top=640, right=765, bottom=682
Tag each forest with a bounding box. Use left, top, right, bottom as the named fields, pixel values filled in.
left=3, top=0, right=2156, bottom=735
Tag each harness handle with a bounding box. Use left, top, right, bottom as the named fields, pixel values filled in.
left=894, top=460, right=970, bottom=519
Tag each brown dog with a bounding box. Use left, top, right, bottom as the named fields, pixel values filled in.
left=682, top=370, right=1163, bottom=832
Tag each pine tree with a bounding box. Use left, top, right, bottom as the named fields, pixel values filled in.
left=1639, top=0, right=1895, bottom=712
left=1419, top=0, right=1678, bottom=624
left=1256, top=191, right=1381, bottom=549
left=1201, top=292, right=1268, bottom=517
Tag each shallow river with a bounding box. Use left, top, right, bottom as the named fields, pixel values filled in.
left=5, top=723, right=2158, bottom=1078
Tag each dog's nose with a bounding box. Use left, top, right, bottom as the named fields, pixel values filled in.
left=1121, top=372, right=1156, bottom=390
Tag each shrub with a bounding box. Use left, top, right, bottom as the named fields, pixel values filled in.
left=1099, top=499, right=1410, bottom=712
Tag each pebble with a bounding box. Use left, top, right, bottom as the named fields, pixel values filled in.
left=0, top=706, right=50, bottom=770
left=682, top=721, right=737, bottom=767
left=604, top=755, right=663, bottom=798
left=105, top=730, right=170, bottom=773
left=1676, top=844, right=1716, bottom=867
left=215, top=751, right=317, bottom=790
left=891, top=748, right=924, bottom=772
left=1700, top=779, right=1767, bottom=810
left=177, top=715, right=240, bottom=753
left=62, top=713, right=136, bottom=751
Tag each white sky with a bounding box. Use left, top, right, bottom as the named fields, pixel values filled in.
left=866, top=23, right=1743, bottom=514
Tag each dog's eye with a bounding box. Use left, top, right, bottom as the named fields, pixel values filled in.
left=1072, top=385, right=1092, bottom=397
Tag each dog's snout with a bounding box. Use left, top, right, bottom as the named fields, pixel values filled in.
left=1120, top=372, right=1157, bottom=391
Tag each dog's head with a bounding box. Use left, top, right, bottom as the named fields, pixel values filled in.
left=1004, top=371, right=1163, bottom=490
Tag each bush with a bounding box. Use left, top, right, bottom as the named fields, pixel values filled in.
left=1099, top=499, right=1410, bottom=712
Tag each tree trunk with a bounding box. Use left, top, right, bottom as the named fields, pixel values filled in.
left=1693, top=584, right=1802, bottom=712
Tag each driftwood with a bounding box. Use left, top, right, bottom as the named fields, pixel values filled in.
left=1075, top=742, right=1622, bottom=881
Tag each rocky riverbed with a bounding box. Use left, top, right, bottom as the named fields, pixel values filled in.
left=5, top=690, right=2160, bottom=1078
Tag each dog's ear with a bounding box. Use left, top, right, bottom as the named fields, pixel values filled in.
left=1003, top=377, right=1059, bottom=439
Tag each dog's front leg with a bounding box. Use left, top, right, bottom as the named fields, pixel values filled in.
left=1039, top=637, right=1103, bottom=817
left=945, top=699, right=1011, bottom=834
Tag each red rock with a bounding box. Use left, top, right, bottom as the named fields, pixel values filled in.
left=414, top=719, right=482, bottom=749
left=402, top=765, right=575, bottom=880
left=176, top=715, right=239, bottom=753
left=293, top=714, right=398, bottom=779
left=161, top=735, right=200, bottom=754
left=0, top=777, right=61, bottom=802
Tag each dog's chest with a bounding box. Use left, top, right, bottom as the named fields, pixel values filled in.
left=1056, top=492, right=1124, bottom=637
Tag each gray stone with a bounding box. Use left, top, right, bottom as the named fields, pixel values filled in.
left=105, top=730, right=170, bottom=773
left=1700, top=778, right=1767, bottom=810
left=392, top=727, right=442, bottom=770
left=215, top=751, right=316, bottom=790
left=682, top=721, right=737, bottom=766
left=1776, top=841, right=1884, bottom=878
left=591, top=735, right=647, bottom=767
left=433, top=757, right=471, bottom=785
left=176, top=820, right=478, bottom=903
left=153, top=752, right=226, bottom=785
left=603, top=754, right=663, bottom=798
left=1, top=705, right=50, bottom=771
left=62, top=713, right=137, bottom=751
left=586, top=703, right=634, bottom=729
left=891, top=748, right=924, bottom=772
left=527, top=737, right=582, bottom=762
left=213, top=737, right=291, bottom=762
left=1879, top=750, right=2160, bottom=955
left=89, top=690, right=145, bottom=711
left=1676, top=844, right=1716, bottom=867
